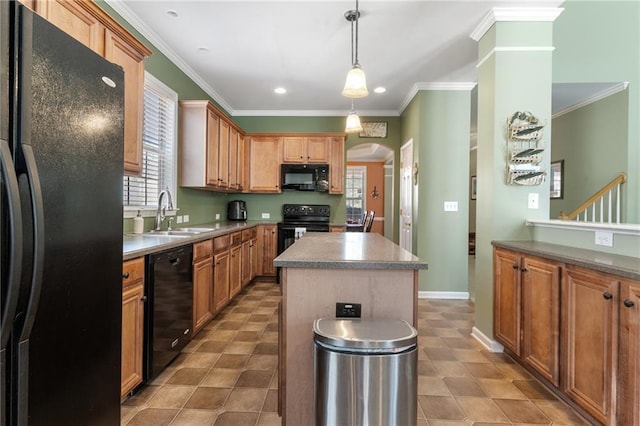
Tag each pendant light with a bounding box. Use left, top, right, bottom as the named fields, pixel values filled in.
left=345, top=99, right=363, bottom=133
left=342, top=0, right=368, bottom=98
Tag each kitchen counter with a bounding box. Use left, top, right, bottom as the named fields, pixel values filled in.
left=274, top=232, right=427, bottom=270
left=492, top=240, right=640, bottom=280
left=123, top=220, right=272, bottom=260
left=277, top=232, right=426, bottom=426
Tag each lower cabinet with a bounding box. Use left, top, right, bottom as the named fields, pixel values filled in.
left=229, top=244, right=242, bottom=298
left=121, top=257, right=145, bottom=400
left=494, top=247, right=640, bottom=425
left=241, top=227, right=256, bottom=287
left=193, top=240, right=214, bottom=334
left=258, top=224, right=277, bottom=276
left=213, top=235, right=231, bottom=313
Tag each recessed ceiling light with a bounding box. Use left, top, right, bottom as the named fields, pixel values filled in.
left=274, top=87, right=287, bottom=94
left=197, top=46, right=209, bottom=52
left=374, top=87, right=386, bottom=94
left=166, top=10, right=178, bottom=18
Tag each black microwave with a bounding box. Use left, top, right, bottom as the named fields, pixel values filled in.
left=281, top=164, right=329, bottom=192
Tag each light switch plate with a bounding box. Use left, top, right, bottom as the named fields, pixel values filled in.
left=528, top=193, right=539, bottom=209
left=215, top=213, right=220, bottom=220
left=444, top=201, right=458, bottom=212
left=183, top=215, right=189, bottom=223
left=261, top=213, right=270, bottom=219
left=176, top=216, right=183, bottom=224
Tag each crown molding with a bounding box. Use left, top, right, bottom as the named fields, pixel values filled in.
left=231, top=109, right=399, bottom=117
left=470, top=7, right=565, bottom=42
left=104, top=0, right=235, bottom=115
left=399, top=82, right=477, bottom=115
left=476, top=46, right=555, bottom=68
left=552, top=82, right=629, bottom=119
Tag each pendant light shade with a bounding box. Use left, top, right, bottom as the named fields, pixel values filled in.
left=345, top=102, right=363, bottom=133
left=342, top=64, right=369, bottom=98
left=342, top=1, right=368, bottom=99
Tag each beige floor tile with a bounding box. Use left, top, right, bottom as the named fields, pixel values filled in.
left=494, top=362, right=533, bottom=380
left=224, top=341, right=257, bottom=355
left=463, top=362, right=505, bottom=379
left=262, top=389, right=278, bottom=412
left=120, top=405, right=139, bottom=425
left=166, top=368, right=208, bottom=386
left=200, top=368, right=241, bottom=387
left=236, top=370, right=273, bottom=388
left=456, top=397, right=509, bottom=422
left=451, top=348, right=491, bottom=363
left=513, top=380, right=557, bottom=400
left=145, top=385, right=195, bottom=408
left=122, top=384, right=160, bottom=406
left=169, top=408, right=220, bottom=426
left=533, top=400, right=590, bottom=425
left=257, top=412, right=282, bottom=426
left=476, top=377, right=528, bottom=399
left=208, top=329, right=239, bottom=341
left=246, top=354, right=278, bottom=371
left=214, top=411, right=260, bottom=426
left=223, top=387, right=268, bottom=412
left=179, top=352, right=220, bottom=369
left=443, top=377, right=487, bottom=397
left=253, top=342, right=278, bottom=355
left=260, top=331, right=279, bottom=343
left=240, top=322, right=267, bottom=332
left=197, top=340, right=229, bottom=353
left=149, top=366, right=178, bottom=385
left=125, top=408, right=178, bottom=426
left=431, top=361, right=472, bottom=378
left=184, top=387, right=231, bottom=410
left=214, top=354, right=250, bottom=369
left=418, top=376, right=451, bottom=396
left=493, top=398, right=551, bottom=424
left=418, top=395, right=465, bottom=421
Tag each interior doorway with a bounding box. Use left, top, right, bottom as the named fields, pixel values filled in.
left=399, top=139, right=413, bottom=253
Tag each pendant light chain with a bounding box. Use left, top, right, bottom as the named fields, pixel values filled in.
left=354, top=0, right=359, bottom=67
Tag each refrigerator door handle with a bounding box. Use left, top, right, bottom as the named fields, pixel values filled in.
left=0, top=139, right=24, bottom=349
left=17, top=144, right=45, bottom=342
left=14, top=145, right=45, bottom=426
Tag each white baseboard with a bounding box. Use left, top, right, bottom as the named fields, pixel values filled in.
left=471, top=327, right=504, bottom=353
left=418, top=291, right=469, bottom=299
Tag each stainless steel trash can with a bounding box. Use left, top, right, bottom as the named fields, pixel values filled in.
left=313, top=318, right=418, bottom=426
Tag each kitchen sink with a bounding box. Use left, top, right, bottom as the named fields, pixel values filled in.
left=175, top=227, right=216, bottom=233
left=143, top=230, right=202, bottom=237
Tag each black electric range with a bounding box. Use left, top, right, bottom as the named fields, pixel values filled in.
left=277, top=204, right=330, bottom=255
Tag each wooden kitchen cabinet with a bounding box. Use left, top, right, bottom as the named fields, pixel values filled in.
left=229, top=232, right=242, bottom=298
left=228, top=128, right=239, bottom=190
left=329, top=136, right=345, bottom=194
left=34, top=0, right=152, bottom=175
left=212, top=235, right=230, bottom=313
left=192, top=240, right=214, bottom=334
left=121, top=257, right=144, bottom=400
left=618, top=279, right=640, bottom=425
left=218, top=119, right=230, bottom=188
left=247, top=136, right=282, bottom=192
left=562, top=265, right=619, bottom=425
left=494, top=248, right=561, bottom=385
left=282, top=136, right=329, bottom=164
left=258, top=224, right=278, bottom=276
left=241, top=228, right=256, bottom=287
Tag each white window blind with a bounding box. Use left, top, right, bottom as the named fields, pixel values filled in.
left=345, top=166, right=366, bottom=223
left=123, top=73, right=177, bottom=209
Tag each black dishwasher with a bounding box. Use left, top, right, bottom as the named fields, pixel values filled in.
left=144, top=244, right=193, bottom=381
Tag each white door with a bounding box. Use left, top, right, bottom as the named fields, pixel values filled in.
left=399, top=140, right=413, bottom=253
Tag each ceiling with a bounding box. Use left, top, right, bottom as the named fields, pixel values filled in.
left=109, top=0, right=572, bottom=117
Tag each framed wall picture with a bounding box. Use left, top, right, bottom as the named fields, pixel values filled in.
left=359, top=122, right=388, bottom=138
left=470, top=176, right=477, bottom=200
left=550, top=160, right=564, bottom=199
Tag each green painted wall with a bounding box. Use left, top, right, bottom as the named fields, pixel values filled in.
left=551, top=91, right=628, bottom=219
left=553, top=0, right=640, bottom=223
left=400, top=91, right=472, bottom=293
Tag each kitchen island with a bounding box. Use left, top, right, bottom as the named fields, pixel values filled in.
left=274, top=232, right=427, bottom=425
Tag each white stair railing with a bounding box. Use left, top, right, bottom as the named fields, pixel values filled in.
left=560, top=173, right=626, bottom=224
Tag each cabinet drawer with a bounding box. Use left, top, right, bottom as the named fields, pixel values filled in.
left=242, top=228, right=253, bottom=241
left=122, top=257, right=144, bottom=288
left=213, top=234, right=230, bottom=253
left=193, top=239, right=213, bottom=261
left=231, top=231, right=242, bottom=246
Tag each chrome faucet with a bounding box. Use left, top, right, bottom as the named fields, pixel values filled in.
left=154, top=189, right=174, bottom=231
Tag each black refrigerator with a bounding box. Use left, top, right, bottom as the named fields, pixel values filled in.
left=1, top=2, right=124, bottom=425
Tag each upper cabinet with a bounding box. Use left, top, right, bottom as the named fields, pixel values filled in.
left=179, top=101, right=245, bottom=192
left=247, top=136, right=282, bottom=193
left=33, top=0, right=152, bottom=175
left=328, top=137, right=345, bottom=194
left=282, top=136, right=329, bottom=164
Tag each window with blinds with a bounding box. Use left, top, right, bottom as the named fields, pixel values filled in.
left=123, top=73, right=177, bottom=209
left=345, top=166, right=366, bottom=223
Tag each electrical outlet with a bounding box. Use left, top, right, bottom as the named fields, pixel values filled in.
left=176, top=216, right=183, bottom=224
left=215, top=213, right=220, bottom=220
left=444, top=201, right=458, bottom=212
left=528, top=193, right=539, bottom=209
left=336, top=302, right=361, bottom=318
left=595, top=231, right=613, bottom=247
left=183, top=215, right=189, bottom=223
left=261, top=213, right=270, bottom=219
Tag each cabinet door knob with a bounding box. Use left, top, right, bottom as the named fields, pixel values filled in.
left=512, top=264, right=519, bottom=270
left=122, top=272, right=130, bottom=279
left=520, top=267, right=528, bottom=272
left=623, top=299, right=635, bottom=308
left=603, top=292, right=613, bottom=300
left=141, top=295, right=147, bottom=302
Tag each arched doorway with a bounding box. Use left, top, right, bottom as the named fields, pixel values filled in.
left=346, top=143, right=395, bottom=239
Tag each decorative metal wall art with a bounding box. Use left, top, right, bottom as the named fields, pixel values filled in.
left=506, top=111, right=546, bottom=185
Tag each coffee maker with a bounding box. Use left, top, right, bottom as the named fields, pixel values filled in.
left=227, top=200, right=247, bottom=221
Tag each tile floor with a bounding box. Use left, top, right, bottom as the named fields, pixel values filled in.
left=121, top=278, right=588, bottom=426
